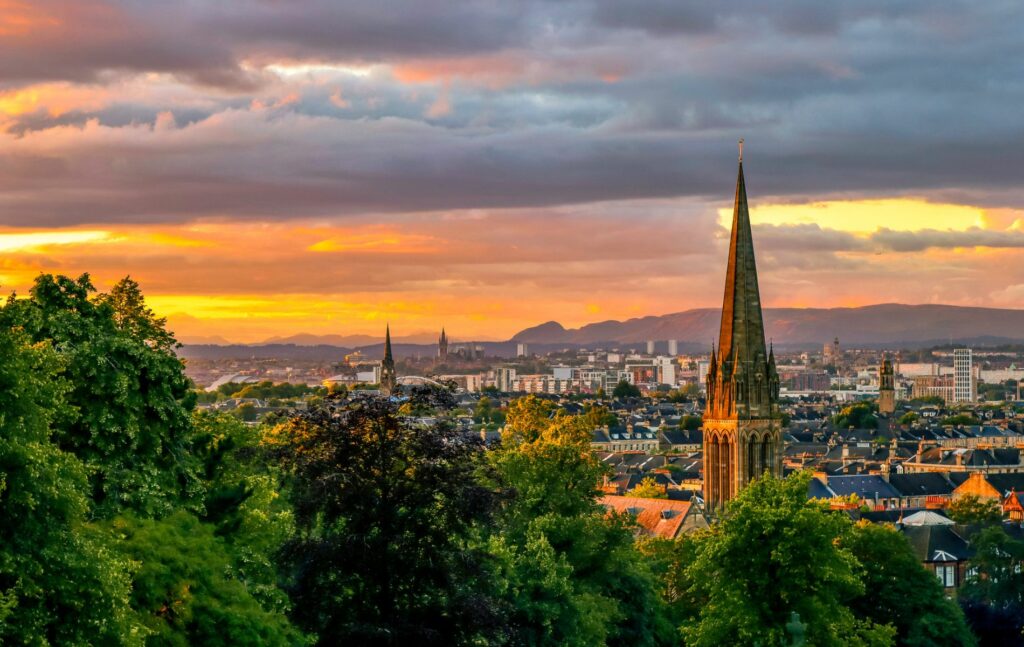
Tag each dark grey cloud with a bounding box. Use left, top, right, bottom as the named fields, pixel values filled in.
left=870, top=228, right=1024, bottom=252
left=1, top=0, right=1023, bottom=226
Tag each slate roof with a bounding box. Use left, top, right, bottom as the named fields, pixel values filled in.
left=900, top=525, right=972, bottom=563
left=888, top=473, right=955, bottom=497
left=823, top=475, right=901, bottom=500
left=985, top=473, right=1024, bottom=496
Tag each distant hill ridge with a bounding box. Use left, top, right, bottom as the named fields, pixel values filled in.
left=510, top=304, right=1024, bottom=346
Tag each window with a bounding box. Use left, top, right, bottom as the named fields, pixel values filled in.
left=935, top=564, right=957, bottom=588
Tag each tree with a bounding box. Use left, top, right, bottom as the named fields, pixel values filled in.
left=488, top=396, right=672, bottom=646
left=629, top=477, right=667, bottom=499
left=583, top=404, right=618, bottom=428
left=948, top=494, right=1005, bottom=527
left=613, top=380, right=641, bottom=399
left=0, top=327, right=138, bottom=644
left=1, top=274, right=201, bottom=517
left=191, top=411, right=295, bottom=613
left=941, top=413, right=981, bottom=427
left=960, top=526, right=1024, bottom=644
left=680, top=415, right=702, bottom=431
left=105, top=511, right=303, bottom=646
left=832, top=402, right=878, bottom=430
left=898, top=411, right=919, bottom=426
left=271, top=388, right=504, bottom=646
left=679, top=472, right=895, bottom=646
left=843, top=521, right=975, bottom=646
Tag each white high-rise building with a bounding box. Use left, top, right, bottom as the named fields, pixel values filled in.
left=516, top=342, right=529, bottom=357
left=667, top=339, right=678, bottom=355
left=496, top=367, right=518, bottom=393
left=697, top=359, right=711, bottom=390
left=953, top=348, right=976, bottom=403
left=646, top=340, right=655, bottom=354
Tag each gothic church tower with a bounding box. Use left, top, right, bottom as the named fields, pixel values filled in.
left=380, top=324, right=397, bottom=396
left=703, top=142, right=782, bottom=512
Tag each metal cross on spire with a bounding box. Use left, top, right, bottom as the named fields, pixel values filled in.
left=738, top=138, right=744, bottom=162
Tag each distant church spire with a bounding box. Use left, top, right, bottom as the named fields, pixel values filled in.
left=380, top=323, right=397, bottom=395
left=438, top=327, right=448, bottom=361
left=703, top=142, right=782, bottom=512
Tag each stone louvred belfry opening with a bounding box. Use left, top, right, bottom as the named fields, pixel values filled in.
left=703, top=142, right=782, bottom=512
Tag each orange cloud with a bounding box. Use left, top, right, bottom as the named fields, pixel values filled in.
left=0, top=1, right=61, bottom=37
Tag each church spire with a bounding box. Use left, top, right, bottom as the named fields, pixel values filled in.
left=707, top=141, right=775, bottom=421
left=716, top=142, right=768, bottom=378
left=380, top=323, right=397, bottom=395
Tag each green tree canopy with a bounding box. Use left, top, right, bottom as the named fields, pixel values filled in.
left=105, top=511, right=303, bottom=646
left=612, top=380, right=641, bottom=399
left=843, top=521, right=974, bottom=646
left=679, top=472, right=895, bottom=647
left=628, top=477, right=667, bottom=499
left=488, top=396, right=672, bottom=646
left=831, top=402, right=879, bottom=430
left=271, top=388, right=504, bottom=646
left=0, top=327, right=138, bottom=644
left=948, top=494, right=1005, bottom=527
left=1, top=274, right=200, bottom=517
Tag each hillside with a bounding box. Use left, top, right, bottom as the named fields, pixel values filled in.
left=511, top=304, right=1024, bottom=347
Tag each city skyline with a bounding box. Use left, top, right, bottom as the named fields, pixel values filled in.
left=2, top=2, right=1024, bottom=342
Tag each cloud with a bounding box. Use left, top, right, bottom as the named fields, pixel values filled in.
left=870, top=227, right=1024, bottom=252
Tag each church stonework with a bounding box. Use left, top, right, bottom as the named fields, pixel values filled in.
left=703, top=146, right=783, bottom=512
left=381, top=324, right=397, bottom=396
left=878, top=354, right=896, bottom=415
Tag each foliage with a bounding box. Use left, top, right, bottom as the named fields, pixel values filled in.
left=667, top=384, right=701, bottom=402
left=213, top=380, right=325, bottom=401
left=271, top=388, right=504, bottom=646
left=678, top=472, right=895, bottom=647
left=474, top=395, right=506, bottom=427
left=948, top=494, right=1005, bottom=527
left=960, top=526, right=1024, bottom=644
left=1, top=274, right=201, bottom=517
left=680, top=415, right=702, bottom=431
left=961, top=526, right=1024, bottom=607
left=0, top=327, right=139, bottom=645
left=831, top=402, right=878, bottom=430
left=612, top=380, right=641, bottom=399
left=911, top=395, right=945, bottom=406
left=583, top=404, right=619, bottom=428
left=105, top=511, right=303, bottom=646
left=488, top=396, right=672, bottom=646
left=628, top=477, right=667, bottom=499
left=191, top=411, right=295, bottom=613
left=898, top=411, right=920, bottom=426
left=843, top=521, right=975, bottom=646
left=941, top=413, right=981, bottom=427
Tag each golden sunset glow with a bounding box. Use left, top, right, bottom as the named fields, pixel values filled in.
left=0, top=1, right=1020, bottom=345
left=719, top=199, right=987, bottom=233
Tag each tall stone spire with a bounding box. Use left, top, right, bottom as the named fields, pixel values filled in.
left=716, top=153, right=768, bottom=382
left=703, top=142, right=782, bottom=513
left=380, top=323, right=397, bottom=395
left=707, top=145, right=778, bottom=421
left=438, top=327, right=448, bottom=360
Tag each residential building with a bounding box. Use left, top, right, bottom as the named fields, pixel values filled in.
left=600, top=495, right=708, bottom=538
left=953, top=348, right=976, bottom=403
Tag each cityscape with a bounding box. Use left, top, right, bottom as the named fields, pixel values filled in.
left=3, top=2, right=1024, bottom=646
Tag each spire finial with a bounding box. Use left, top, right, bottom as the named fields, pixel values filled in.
left=738, top=138, right=744, bottom=163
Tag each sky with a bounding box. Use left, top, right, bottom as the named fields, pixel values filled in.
left=1, top=1, right=1023, bottom=343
